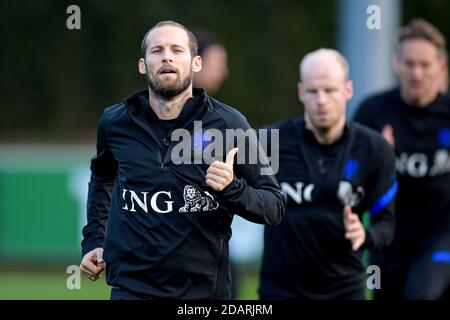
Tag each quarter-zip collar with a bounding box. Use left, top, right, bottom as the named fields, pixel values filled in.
left=124, top=88, right=209, bottom=154
left=295, top=117, right=355, bottom=181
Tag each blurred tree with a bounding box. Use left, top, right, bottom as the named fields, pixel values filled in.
left=2, top=0, right=446, bottom=143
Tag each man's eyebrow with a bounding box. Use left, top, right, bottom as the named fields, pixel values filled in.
left=149, top=43, right=186, bottom=49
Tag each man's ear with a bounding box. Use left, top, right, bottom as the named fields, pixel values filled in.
left=439, top=57, right=448, bottom=73
left=297, top=82, right=304, bottom=104
left=138, top=58, right=146, bottom=75
left=345, top=80, right=354, bottom=100
left=192, top=55, right=202, bottom=73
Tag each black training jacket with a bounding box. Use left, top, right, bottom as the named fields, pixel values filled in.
left=81, top=88, right=286, bottom=299
left=259, top=117, right=397, bottom=299
left=355, top=88, right=450, bottom=259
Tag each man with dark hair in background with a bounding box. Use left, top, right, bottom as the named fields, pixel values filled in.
left=355, top=18, right=450, bottom=299
left=79, top=20, right=285, bottom=299
left=259, top=49, right=397, bottom=299
left=192, top=28, right=229, bottom=95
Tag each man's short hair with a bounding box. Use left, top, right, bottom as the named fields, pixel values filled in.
left=140, top=20, right=198, bottom=59
left=398, top=18, right=447, bottom=59
left=299, top=48, right=350, bottom=81
left=191, top=28, right=223, bottom=57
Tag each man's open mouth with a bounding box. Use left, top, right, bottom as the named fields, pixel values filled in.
left=160, top=68, right=177, bottom=75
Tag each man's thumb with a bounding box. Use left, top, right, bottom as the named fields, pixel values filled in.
left=343, top=205, right=352, bottom=221
left=226, top=148, right=239, bottom=166
left=96, top=248, right=104, bottom=264
left=382, top=124, right=395, bottom=147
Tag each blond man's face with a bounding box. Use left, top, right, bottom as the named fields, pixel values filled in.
left=298, top=59, right=353, bottom=131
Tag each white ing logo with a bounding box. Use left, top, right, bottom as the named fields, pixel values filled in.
left=66, top=5, right=81, bottom=30
left=396, top=150, right=450, bottom=177
left=281, top=181, right=366, bottom=206
left=366, top=5, right=381, bottom=30
left=121, top=185, right=219, bottom=214
left=280, top=182, right=314, bottom=204
left=122, top=189, right=174, bottom=214
left=66, top=265, right=81, bottom=290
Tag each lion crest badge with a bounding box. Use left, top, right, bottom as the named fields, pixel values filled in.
left=179, top=185, right=219, bottom=213
left=337, top=181, right=365, bottom=207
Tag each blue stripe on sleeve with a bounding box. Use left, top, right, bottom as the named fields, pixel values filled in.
left=370, top=181, right=398, bottom=217
left=432, top=251, right=450, bottom=264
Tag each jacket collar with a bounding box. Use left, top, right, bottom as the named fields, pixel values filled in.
left=124, top=87, right=208, bottom=117
left=299, top=117, right=350, bottom=148
left=124, top=87, right=212, bottom=134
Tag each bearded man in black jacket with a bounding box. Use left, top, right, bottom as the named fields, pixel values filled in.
left=79, top=20, right=286, bottom=300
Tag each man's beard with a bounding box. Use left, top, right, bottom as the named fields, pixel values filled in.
left=147, top=68, right=192, bottom=99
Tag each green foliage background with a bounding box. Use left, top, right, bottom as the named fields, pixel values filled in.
left=0, top=0, right=337, bottom=142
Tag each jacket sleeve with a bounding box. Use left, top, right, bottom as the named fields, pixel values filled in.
left=219, top=116, right=286, bottom=225
left=81, top=113, right=118, bottom=256
left=363, top=138, right=397, bottom=250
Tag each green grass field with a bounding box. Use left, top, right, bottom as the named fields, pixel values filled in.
left=0, top=270, right=259, bottom=300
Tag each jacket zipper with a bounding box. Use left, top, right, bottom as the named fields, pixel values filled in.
left=213, top=238, right=224, bottom=299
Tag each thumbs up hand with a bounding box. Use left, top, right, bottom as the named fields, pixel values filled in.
left=343, top=205, right=366, bottom=251
left=206, top=148, right=239, bottom=191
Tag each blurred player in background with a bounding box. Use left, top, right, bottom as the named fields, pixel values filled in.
left=193, top=28, right=229, bottom=95
left=259, top=49, right=397, bottom=299
left=355, top=19, right=450, bottom=299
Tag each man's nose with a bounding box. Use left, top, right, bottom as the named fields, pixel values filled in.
left=316, top=91, right=327, bottom=105
left=162, top=51, right=174, bottom=63
left=411, top=65, right=423, bottom=80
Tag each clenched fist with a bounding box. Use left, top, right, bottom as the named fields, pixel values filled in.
left=80, top=247, right=105, bottom=281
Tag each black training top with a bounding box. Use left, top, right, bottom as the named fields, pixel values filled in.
left=355, top=88, right=450, bottom=248
left=81, top=88, right=286, bottom=299
left=259, top=117, right=396, bottom=299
